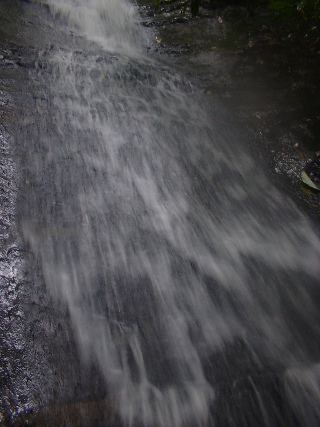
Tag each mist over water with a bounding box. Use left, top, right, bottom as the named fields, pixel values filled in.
left=19, top=0, right=320, bottom=425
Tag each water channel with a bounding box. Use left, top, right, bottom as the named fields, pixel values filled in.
left=1, top=0, right=320, bottom=426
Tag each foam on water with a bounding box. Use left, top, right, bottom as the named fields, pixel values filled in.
left=20, top=1, right=320, bottom=425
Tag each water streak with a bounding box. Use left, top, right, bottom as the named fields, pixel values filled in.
left=20, top=1, right=320, bottom=425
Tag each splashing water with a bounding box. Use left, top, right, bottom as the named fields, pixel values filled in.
left=19, top=0, right=320, bottom=426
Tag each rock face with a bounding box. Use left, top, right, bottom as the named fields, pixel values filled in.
left=1, top=1, right=320, bottom=426
left=138, top=0, right=320, bottom=221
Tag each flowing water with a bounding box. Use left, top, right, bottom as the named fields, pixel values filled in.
left=10, top=0, right=320, bottom=425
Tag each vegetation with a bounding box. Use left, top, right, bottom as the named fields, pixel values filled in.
left=191, top=0, right=200, bottom=16
left=268, top=0, right=320, bottom=43
left=148, top=0, right=320, bottom=47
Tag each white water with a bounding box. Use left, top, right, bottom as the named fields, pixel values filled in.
left=20, top=1, right=320, bottom=426
left=46, top=0, right=144, bottom=53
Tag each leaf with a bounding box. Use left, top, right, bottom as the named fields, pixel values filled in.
left=301, top=170, right=320, bottom=190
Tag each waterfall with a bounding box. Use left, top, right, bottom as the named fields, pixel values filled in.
left=45, top=0, right=144, bottom=52
left=19, top=0, right=320, bottom=425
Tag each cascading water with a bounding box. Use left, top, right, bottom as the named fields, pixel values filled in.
left=18, top=0, right=320, bottom=426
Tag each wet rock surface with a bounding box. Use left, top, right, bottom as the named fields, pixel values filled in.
left=0, top=1, right=87, bottom=424
left=1, top=1, right=320, bottom=426
left=139, top=0, right=320, bottom=222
